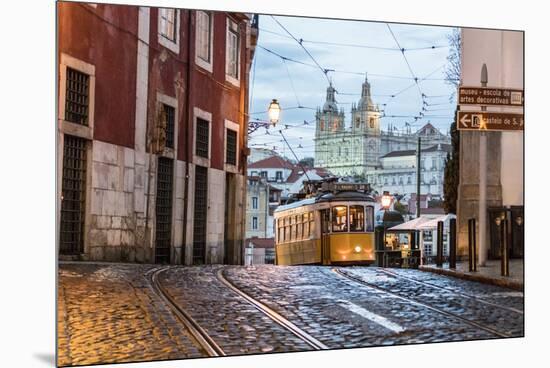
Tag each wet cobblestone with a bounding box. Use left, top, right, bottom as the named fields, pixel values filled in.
left=159, top=265, right=313, bottom=355
left=58, top=263, right=524, bottom=366
left=225, top=265, right=509, bottom=348
left=340, top=267, right=524, bottom=337
left=57, top=263, right=203, bottom=366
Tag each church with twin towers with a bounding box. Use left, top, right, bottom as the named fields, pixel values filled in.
left=314, top=75, right=451, bottom=194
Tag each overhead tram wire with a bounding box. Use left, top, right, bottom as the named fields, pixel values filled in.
left=258, top=45, right=450, bottom=81
left=259, top=27, right=449, bottom=51
left=386, top=23, right=423, bottom=100
left=282, top=58, right=301, bottom=107
left=270, top=16, right=332, bottom=85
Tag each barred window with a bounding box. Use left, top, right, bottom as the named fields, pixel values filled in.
left=226, top=129, right=237, bottom=165
left=159, top=8, right=177, bottom=42
left=197, top=11, right=212, bottom=62
left=163, top=104, right=175, bottom=149
left=65, top=67, right=89, bottom=125
left=196, top=118, right=209, bottom=158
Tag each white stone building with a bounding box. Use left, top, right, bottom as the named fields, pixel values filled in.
left=314, top=75, right=451, bottom=194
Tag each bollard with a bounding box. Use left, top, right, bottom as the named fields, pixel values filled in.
left=449, top=218, right=457, bottom=269
left=468, top=218, right=477, bottom=272
left=501, top=217, right=510, bottom=277
left=436, top=221, right=444, bottom=267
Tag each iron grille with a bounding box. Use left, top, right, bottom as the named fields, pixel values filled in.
left=196, top=118, right=209, bottom=158
left=155, top=157, right=174, bottom=264
left=60, top=135, right=87, bottom=255
left=65, top=67, right=89, bottom=125
left=193, top=166, right=208, bottom=264
left=226, top=129, right=237, bottom=165
left=163, top=104, right=175, bottom=149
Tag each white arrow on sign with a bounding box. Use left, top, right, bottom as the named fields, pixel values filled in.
left=460, top=113, right=470, bottom=127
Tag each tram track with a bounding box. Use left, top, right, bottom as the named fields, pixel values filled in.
left=378, top=268, right=523, bottom=315
left=216, top=268, right=329, bottom=351
left=332, top=268, right=513, bottom=339
left=148, top=267, right=226, bottom=357
left=149, top=266, right=328, bottom=355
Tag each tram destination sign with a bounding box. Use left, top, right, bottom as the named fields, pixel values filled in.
left=457, top=111, right=524, bottom=131
left=459, top=86, right=524, bottom=107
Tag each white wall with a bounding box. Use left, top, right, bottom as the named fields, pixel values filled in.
left=462, top=29, right=524, bottom=206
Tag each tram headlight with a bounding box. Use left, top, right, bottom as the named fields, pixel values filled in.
left=354, top=245, right=362, bottom=253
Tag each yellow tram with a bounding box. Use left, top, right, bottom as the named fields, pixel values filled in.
left=274, top=186, right=380, bottom=265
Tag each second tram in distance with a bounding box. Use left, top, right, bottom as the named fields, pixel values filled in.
left=274, top=184, right=380, bottom=265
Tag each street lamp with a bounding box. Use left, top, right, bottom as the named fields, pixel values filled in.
left=268, top=99, right=281, bottom=125
left=381, top=191, right=393, bottom=210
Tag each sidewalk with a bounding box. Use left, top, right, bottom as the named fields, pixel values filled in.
left=419, top=259, right=523, bottom=291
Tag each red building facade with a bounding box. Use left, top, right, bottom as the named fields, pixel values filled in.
left=57, top=2, right=258, bottom=264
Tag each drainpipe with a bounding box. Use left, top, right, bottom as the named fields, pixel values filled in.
left=181, top=10, right=193, bottom=265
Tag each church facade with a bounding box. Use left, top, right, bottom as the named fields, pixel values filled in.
left=314, top=75, right=451, bottom=194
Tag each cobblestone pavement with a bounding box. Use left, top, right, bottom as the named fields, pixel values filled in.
left=58, top=263, right=524, bottom=366
left=338, top=267, right=524, bottom=337
left=57, top=263, right=203, bottom=366
left=159, top=265, right=313, bottom=355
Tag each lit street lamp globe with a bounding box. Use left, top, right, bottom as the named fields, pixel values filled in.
left=268, top=99, right=281, bottom=126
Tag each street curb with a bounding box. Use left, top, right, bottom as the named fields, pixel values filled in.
left=418, top=266, right=524, bottom=291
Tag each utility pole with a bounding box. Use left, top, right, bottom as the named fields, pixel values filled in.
left=478, top=63, right=488, bottom=267
left=416, top=136, right=421, bottom=218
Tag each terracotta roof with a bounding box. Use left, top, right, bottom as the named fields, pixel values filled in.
left=286, top=167, right=333, bottom=183
left=245, top=237, right=275, bottom=249
left=248, top=156, right=294, bottom=169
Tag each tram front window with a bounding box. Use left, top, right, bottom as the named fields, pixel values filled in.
left=366, top=206, right=374, bottom=232
left=332, top=206, right=348, bottom=232
left=349, top=205, right=365, bottom=232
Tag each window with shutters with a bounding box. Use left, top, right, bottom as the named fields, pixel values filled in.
left=196, top=11, right=213, bottom=70
left=225, top=18, right=240, bottom=85
left=159, top=8, right=177, bottom=41
left=158, top=8, right=179, bottom=53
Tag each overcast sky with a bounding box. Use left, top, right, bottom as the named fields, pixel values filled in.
left=248, top=14, right=457, bottom=160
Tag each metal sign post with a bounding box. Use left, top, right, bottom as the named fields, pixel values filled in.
left=478, top=64, right=489, bottom=268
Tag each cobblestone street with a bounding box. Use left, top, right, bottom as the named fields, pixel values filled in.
left=58, top=263, right=524, bottom=366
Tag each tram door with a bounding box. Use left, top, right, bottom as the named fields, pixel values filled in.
left=320, top=209, right=331, bottom=265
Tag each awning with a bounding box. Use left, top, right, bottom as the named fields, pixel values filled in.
left=387, top=216, right=431, bottom=231
left=416, top=214, right=456, bottom=230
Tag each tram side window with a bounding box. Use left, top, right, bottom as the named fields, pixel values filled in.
left=366, top=206, right=374, bottom=232
left=285, top=217, right=290, bottom=242
left=302, top=213, right=309, bottom=238
left=291, top=215, right=297, bottom=241
left=297, top=214, right=303, bottom=240
left=278, top=219, right=284, bottom=243
left=332, top=206, right=348, bottom=232
left=349, top=205, right=365, bottom=232
left=309, top=211, right=315, bottom=236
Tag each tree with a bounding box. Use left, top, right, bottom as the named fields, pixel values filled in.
left=444, top=28, right=461, bottom=98
left=443, top=110, right=460, bottom=214
left=394, top=201, right=409, bottom=215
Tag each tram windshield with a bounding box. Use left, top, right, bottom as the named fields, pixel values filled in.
left=332, top=206, right=348, bottom=232
left=349, top=205, right=365, bottom=232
